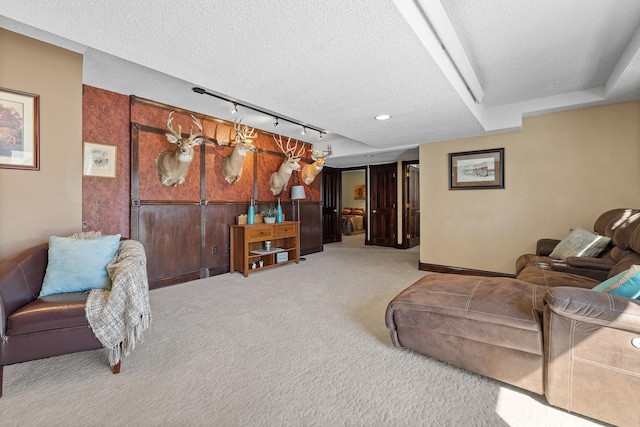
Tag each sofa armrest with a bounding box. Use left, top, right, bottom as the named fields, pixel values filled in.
left=536, top=238, right=560, bottom=256
left=564, top=256, right=615, bottom=270
left=545, top=286, right=640, bottom=333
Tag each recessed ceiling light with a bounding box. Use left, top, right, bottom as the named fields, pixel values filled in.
left=364, top=154, right=375, bottom=158
left=375, top=114, right=391, bottom=121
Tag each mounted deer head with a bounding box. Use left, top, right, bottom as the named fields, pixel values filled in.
left=301, top=145, right=331, bottom=185
left=269, top=135, right=306, bottom=196
left=222, top=118, right=258, bottom=184
left=155, top=111, right=204, bottom=186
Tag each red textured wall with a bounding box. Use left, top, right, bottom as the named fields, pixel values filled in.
left=82, top=85, right=131, bottom=236
left=82, top=87, right=322, bottom=237
left=131, top=97, right=321, bottom=204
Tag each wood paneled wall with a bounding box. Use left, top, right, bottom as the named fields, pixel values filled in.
left=83, top=88, right=323, bottom=288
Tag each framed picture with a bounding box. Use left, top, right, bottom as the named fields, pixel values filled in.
left=83, top=142, right=117, bottom=178
left=354, top=184, right=366, bottom=200
left=449, top=148, right=504, bottom=190
left=0, top=87, right=40, bottom=170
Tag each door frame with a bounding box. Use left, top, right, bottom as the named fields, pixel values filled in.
left=366, top=162, right=397, bottom=247
left=401, top=160, right=420, bottom=249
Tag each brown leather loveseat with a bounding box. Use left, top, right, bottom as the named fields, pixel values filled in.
left=386, top=208, right=640, bottom=427
left=0, top=237, right=148, bottom=397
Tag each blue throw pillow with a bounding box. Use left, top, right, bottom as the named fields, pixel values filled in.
left=39, top=234, right=121, bottom=297
left=592, top=265, right=640, bottom=299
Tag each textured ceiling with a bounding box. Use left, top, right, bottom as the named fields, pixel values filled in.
left=1, top=0, right=639, bottom=167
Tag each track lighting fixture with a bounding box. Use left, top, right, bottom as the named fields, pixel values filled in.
left=192, top=87, right=326, bottom=138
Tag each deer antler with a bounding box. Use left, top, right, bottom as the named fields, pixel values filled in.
left=273, top=134, right=287, bottom=154
left=234, top=118, right=258, bottom=146
left=273, top=135, right=305, bottom=160
left=287, top=139, right=305, bottom=160
left=188, top=114, right=203, bottom=141
left=166, top=111, right=182, bottom=143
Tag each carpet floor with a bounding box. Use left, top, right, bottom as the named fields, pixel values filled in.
left=0, top=235, right=606, bottom=426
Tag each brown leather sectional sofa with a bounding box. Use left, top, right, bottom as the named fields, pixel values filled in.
left=386, top=208, right=640, bottom=427
left=516, top=208, right=640, bottom=287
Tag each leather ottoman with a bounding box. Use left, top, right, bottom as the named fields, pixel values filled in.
left=386, top=274, right=550, bottom=394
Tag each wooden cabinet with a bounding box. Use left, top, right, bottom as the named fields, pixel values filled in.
left=229, top=221, right=300, bottom=277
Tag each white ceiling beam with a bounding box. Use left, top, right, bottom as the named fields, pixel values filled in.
left=392, top=0, right=487, bottom=129
left=415, top=0, right=485, bottom=104
left=605, top=24, right=640, bottom=96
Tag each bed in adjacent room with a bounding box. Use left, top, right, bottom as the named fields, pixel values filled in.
left=342, top=207, right=365, bottom=235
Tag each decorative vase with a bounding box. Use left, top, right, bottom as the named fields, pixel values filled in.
left=247, top=204, right=256, bottom=224
left=264, top=216, right=276, bottom=224
left=276, top=198, right=283, bottom=223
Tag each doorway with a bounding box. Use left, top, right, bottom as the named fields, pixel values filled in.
left=369, top=163, right=397, bottom=247
left=341, top=169, right=367, bottom=241
left=322, top=167, right=342, bottom=244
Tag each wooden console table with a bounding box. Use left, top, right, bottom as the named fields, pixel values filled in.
left=229, top=221, right=300, bottom=277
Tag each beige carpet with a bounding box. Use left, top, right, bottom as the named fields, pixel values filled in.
left=0, top=235, right=606, bottom=426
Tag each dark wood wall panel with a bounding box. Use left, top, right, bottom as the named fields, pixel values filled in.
left=137, top=204, right=202, bottom=287
left=299, top=202, right=323, bottom=255
left=204, top=203, right=248, bottom=275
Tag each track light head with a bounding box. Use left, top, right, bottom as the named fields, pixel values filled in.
left=274, top=117, right=279, bottom=127
left=302, top=127, right=307, bottom=135
left=231, top=103, right=238, bottom=115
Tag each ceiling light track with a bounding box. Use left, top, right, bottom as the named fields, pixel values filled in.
left=192, top=87, right=325, bottom=139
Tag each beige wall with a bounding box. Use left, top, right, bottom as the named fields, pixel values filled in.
left=342, top=170, right=366, bottom=209
left=420, top=101, right=640, bottom=274
left=0, top=29, right=83, bottom=258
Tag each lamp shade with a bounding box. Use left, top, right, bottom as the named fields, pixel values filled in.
left=291, top=185, right=306, bottom=200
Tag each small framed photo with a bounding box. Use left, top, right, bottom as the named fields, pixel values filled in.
left=0, top=87, right=40, bottom=170
left=449, top=148, right=504, bottom=190
left=83, top=142, right=117, bottom=178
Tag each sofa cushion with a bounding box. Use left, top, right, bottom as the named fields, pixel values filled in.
left=386, top=274, right=548, bottom=394
left=7, top=291, right=91, bottom=335
left=549, top=227, right=611, bottom=260
left=39, top=234, right=121, bottom=297
left=516, top=264, right=599, bottom=289
left=593, top=265, right=640, bottom=299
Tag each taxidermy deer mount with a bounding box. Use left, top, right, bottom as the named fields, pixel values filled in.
left=155, top=111, right=205, bottom=186
left=222, top=119, right=258, bottom=184
left=269, top=135, right=306, bottom=196
left=301, top=145, right=332, bottom=185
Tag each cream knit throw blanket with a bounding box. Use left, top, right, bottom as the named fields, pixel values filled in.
left=85, top=239, right=151, bottom=367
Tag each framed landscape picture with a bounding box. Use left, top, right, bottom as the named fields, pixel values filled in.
left=449, top=148, right=504, bottom=190
left=0, top=87, right=40, bottom=170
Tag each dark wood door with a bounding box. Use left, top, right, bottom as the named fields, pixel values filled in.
left=369, top=163, right=396, bottom=247
left=322, top=167, right=341, bottom=244
left=405, top=163, right=420, bottom=248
